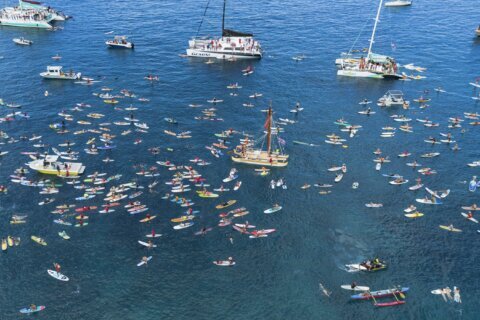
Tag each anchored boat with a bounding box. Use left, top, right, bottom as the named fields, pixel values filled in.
left=106, top=35, right=134, bottom=49
left=335, top=0, right=401, bottom=79
left=28, top=155, right=85, bottom=176
left=40, top=66, right=81, bottom=80
left=186, top=0, right=262, bottom=60
left=231, top=107, right=288, bottom=167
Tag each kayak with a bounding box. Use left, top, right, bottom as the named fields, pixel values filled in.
left=140, top=216, right=156, bottom=223
left=264, top=206, right=282, bottom=214
left=341, top=285, right=370, bottom=291
left=58, top=231, right=70, bottom=240
left=416, top=198, right=442, bottom=205
left=47, top=270, right=69, bottom=281
left=439, top=225, right=462, bottom=232
left=375, top=301, right=406, bottom=307
left=213, top=260, right=235, bottom=266
left=138, top=240, right=157, bottom=248
left=137, top=256, right=152, bottom=267
left=215, top=200, right=236, bottom=209
left=31, top=236, right=47, bottom=246
left=20, top=306, right=45, bottom=314
left=351, top=287, right=409, bottom=300
left=405, top=212, right=424, bottom=218
left=173, top=222, right=194, bottom=230
left=171, top=215, right=195, bottom=223
left=461, top=212, right=479, bottom=223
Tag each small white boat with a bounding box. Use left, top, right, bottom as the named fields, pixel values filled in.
left=13, top=37, right=33, bottom=46
left=40, top=66, right=81, bottom=80
left=385, top=0, right=412, bottom=7
left=106, top=35, right=134, bottom=49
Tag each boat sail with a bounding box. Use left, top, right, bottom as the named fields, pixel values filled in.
left=335, top=0, right=401, bottom=79
left=231, top=107, right=288, bottom=167
left=186, top=0, right=262, bottom=60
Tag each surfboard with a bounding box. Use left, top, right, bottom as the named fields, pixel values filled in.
left=47, top=270, right=69, bottom=281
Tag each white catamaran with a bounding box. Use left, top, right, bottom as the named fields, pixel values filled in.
left=231, top=107, right=288, bottom=167
left=186, top=0, right=262, bottom=60
left=335, top=0, right=401, bottom=79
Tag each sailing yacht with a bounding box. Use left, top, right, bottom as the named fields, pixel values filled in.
left=186, top=0, right=262, bottom=60
left=231, top=107, right=288, bottom=167
left=335, top=0, right=401, bottom=79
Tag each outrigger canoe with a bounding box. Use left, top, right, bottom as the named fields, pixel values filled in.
left=351, top=287, right=409, bottom=300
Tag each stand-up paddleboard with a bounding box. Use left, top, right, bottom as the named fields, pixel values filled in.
left=138, top=240, right=157, bottom=248
left=137, top=256, right=152, bottom=267
left=140, top=215, right=156, bottom=223
left=215, top=200, right=236, bottom=209
left=341, top=285, right=370, bottom=291
left=47, top=270, right=69, bottom=281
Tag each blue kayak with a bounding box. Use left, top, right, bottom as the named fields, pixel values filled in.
left=20, top=306, right=45, bottom=314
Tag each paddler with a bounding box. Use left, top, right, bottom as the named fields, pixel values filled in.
left=147, top=240, right=153, bottom=249
left=350, top=282, right=357, bottom=290
left=29, top=304, right=37, bottom=311
left=141, top=256, right=149, bottom=265
left=467, top=212, right=473, bottom=219
left=227, top=257, right=234, bottom=265
left=53, top=262, right=61, bottom=273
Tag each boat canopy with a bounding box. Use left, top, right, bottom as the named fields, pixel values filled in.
left=222, top=28, right=253, bottom=37
left=47, top=66, right=62, bottom=72
left=385, top=90, right=404, bottom=99
left=19, top=0, right=44, bottom=9
left=114, top=35, right=128, bottom=40
left=44, top=155, right=59, bottom=162
left=368, top=52, right=394, bottom=64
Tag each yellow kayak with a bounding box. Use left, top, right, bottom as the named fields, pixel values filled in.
left=215, top=200, right=237, bottom=209
left=10, top=220, right=26, bottom=224
left=405, top=212, right=424, bottom=218
left=140, top=215, right=156, bottom=223
left=7, top=236, right=14, bottom=247
left=31, top=236, right=47, bottom=246
left=171, top=215, right=195, bottom=223
left=439, top=225, right=462, bottom=232
left=198, top=192, right=219, bottom=198
left=104, top=99, right=118, bottom=104
left=1, top=239, right=7, bottom=251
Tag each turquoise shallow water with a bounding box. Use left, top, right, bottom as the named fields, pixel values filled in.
left=0, top=0, right=480, bottom=319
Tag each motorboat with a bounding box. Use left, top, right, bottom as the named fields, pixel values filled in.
left=13, top=37, right=33, bottom=45
left=377, top=90, right=409, bottom=107
left=40, top=66, right=81, bottom=80
left=385, top=0, right=412, bottom=6
left=28, top=155, right=85, bottom=176
left=186, top=0, right=262, bottom=60
left=106, top=35, right=134, bottom=49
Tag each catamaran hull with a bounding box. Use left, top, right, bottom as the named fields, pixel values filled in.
left=337, top=69, right=384, bottom=79
left=186, top=49, right=261, bottom=60
left=0, top=20, right=52, bottom=29
left=231, top=156, right=288, bottom=167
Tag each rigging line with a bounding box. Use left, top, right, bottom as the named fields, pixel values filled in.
left=347, top=16, right=372, bottom=55
left=195, top=0, right=212, bottom=37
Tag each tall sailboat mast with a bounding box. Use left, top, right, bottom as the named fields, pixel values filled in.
left=221, top=0, right=226, bottom=34
left=266, top=107, right=272, bottom=155
left=367, top=0, right=384, bottom=59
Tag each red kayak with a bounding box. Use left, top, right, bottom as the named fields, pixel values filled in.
left=75, top=206, right=97, bottom=212
left=375, top=301, right=405, bottom=307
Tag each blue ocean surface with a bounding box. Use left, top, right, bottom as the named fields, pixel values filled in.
left=0, top=0, right=480, bottom=319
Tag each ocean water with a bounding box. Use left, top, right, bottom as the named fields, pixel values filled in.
left=0, top=0, right=480, bottom=319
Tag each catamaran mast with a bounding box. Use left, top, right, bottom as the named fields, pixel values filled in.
left=367, top=0, right=384, bottom=59
left=266, top=107, right=272, bottom=155
left=221, top=0, right=226, bottom=34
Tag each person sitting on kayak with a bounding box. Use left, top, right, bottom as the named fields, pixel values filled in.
left=142, top=256, right=149, bottom=265
left=467, top=212, right=473, bottom=219
left=30, top=304, right=37, bottom=311
left=350, top=282, right=357, bottom=289
left=227, top=257, right=234, bottom=265
left=54, top=262, right=61, bottom=272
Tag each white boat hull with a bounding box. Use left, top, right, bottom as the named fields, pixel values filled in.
left=40, top=72, right=81, bottom=80
left=385, top=0, right=412, bottom=7
left=186, top=48, right=261, bottom=60
left=337, top=69, right=384, bottom=79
